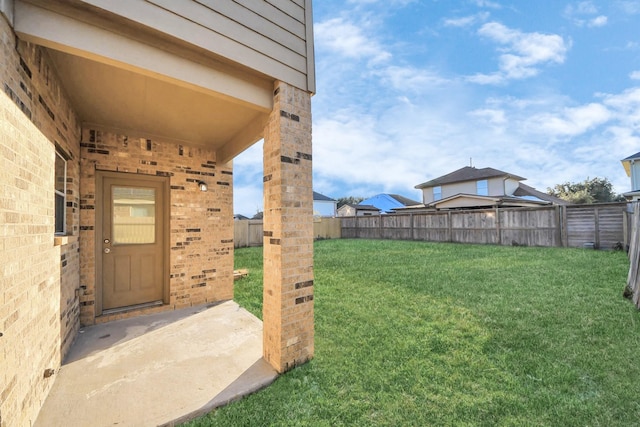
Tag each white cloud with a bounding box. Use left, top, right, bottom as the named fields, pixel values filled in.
left=443, top=12, right=489, bottom=27
left=233, top=182, right=264, bottom=218
left=564, top=1, right=608, bottom=27
left=600, top=88, right=640, bottom=136
left=625, top=42, right=640, bottom=50
left=526, top=103, right=611, bottom=137
left=470, top=0, right=502, bottom=8
left=470, top=22, right=568, bottom=83
left=314, top=17, right=391, bottom=64
left=232, top=142, right=264, bottom=216
left=308, top=85, right=637, bottom=205
left=565, top=1, right=598, bottom=15
left=604, top=126, right=640, bottom=156
left=617, top=1, right=640, bottom=15
left=466, top=72, right=505, bottom=85
left=630, top=71, right=640, bottom=80
left=601, top=87, right=640, bottom=111
left=588, top=15, right=608, bottom=27
left=469, top=108, right=507, bottom=126
left=375, top=65, right=450, bottom=92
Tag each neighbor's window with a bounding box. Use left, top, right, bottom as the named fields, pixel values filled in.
left=55, top=151, right=67, bottom=235
left=433, top=186, right=442, bottom=201
left=476, top=180, right=488, bottom=196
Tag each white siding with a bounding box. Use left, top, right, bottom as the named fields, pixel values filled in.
left=313, top=200, right=336, bottom=217
left=487, top=177, right=501, bottom=196
left=631, top=162, right=640, bottom=192
left=442, top=181, right=476, bottom=198
left=503, top=178, right=521, bottom=196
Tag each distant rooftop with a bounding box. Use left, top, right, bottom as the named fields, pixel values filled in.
left=513, top=183, right=569, bottom=205
left=313, top=191, right=336, bottom=202
left=359, top=193, right=421, bottom=214
left=622, top=151, right=640, bottom=161
left=416, top=166, right=526, bottom=189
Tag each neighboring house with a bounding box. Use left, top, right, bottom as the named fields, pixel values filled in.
left=337, top=203, right=381, bottom=217
left=412, top=166, right=567, bottom=210
left=313, top=191, right=337, bottom=217
left=358, top=193, right=421, bottom=214
left=234, top=214, right=250, bottom=221
left=621, top=151, right=640, bottom=201
left=0, top=1, right=315, bottom=425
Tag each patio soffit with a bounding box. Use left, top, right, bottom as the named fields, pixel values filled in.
left=13, top=0, right=274, bottom=163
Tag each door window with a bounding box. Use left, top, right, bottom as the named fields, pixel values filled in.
left=112, top=187, right=156, bottom=244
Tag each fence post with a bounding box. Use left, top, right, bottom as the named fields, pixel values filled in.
left=410, top=213, right=414, bottom=240
left=594, top=206, right=600, bottom=249
left=554, top=205, right=562, bottom=247
left=624, top=209, right=629, bottom=250
left=561, top=205, right=568, bottom=247
left=447, top=211, right=453, bottom=242
left=495, top=206, right=501, bottom=245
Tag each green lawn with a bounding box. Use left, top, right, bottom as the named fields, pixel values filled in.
left=185, top=239, right=640, bottom=426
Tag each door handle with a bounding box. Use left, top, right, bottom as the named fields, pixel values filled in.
left=104, top=248, right=111, bottom=254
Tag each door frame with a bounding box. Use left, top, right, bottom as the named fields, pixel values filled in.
left=95, top=170, right=170, bottom=316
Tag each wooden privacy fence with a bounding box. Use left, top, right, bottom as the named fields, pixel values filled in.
left=340, top=203, right=628, bottom=249
left=234, top=217, right=342, bottom=248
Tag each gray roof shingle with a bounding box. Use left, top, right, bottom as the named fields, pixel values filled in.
left=313, top=191, right=336, bottom=201
left=513, top=183, right=569, bottom=205
left=415, top=166, right=526, bottom=189
left=622, top=151, right=640, bottom=161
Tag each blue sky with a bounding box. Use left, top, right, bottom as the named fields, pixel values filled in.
left=233, top=0, right=640, bottom=217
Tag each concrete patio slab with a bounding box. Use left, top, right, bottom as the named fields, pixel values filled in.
left=34, top=300, right=278, bottom=427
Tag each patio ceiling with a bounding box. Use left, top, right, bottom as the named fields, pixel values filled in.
left=47, top=50, right=267, bottom=149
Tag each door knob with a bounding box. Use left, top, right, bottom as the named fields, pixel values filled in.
left=104, top=248, right=111, bottom=254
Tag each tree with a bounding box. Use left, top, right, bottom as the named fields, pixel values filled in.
left=336, top=196, right=365, bottom=208
left=547, top=177, right=624, bottom=204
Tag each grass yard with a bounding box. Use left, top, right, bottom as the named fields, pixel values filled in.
left=185, top=239, right=640, bottom=426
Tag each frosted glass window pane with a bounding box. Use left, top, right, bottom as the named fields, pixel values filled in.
left=113, top=187, right=155, bottom=244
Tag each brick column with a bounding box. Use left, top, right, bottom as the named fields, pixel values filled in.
left=262, top=81, right=314, bottom=373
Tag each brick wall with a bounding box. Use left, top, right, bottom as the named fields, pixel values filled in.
left=262, top=81, right=314, bottom=372
left=79, top=129, right=235, bottom=324
left=0, top=13, right=81, bottom=427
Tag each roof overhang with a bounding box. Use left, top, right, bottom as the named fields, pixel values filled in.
left=623, top=190, right=640, bottom=200
left=622, top=159, right=633, bottom=177
left=14, top=0, right=275, bottom=163
left=429, top=194, right=549, bottom=210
